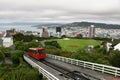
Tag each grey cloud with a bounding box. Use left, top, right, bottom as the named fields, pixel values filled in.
left=0, top=0, right=120, bottom=23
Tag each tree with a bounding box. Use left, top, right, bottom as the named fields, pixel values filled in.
left=76, top=33, right=83, bottom=38
left=45, top=41, right=61, bottom=49
left=109, top=50, right=120, bottom=67
left=14, top=40, right=42, bottom=51
left=0, top=50, right=5, bottom=61
left=14, top=41, right=25, bottom=51
left=61, top=35, right=67, bottom=38
left=23, top=35, right=35, bottom=42
left=45, top=45, right=57, bottom=49
left=0, top=47, right=12, bottom=57
left=13, top=33, right=24, bottom=41
left=25, top=40, right=42, bottom=51
left=11, top=50, right=24, bottom=65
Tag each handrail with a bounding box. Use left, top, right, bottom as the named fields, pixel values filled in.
left=47, top=54, right=120, bottom=77
left=23, top=55, right=59, bottom=80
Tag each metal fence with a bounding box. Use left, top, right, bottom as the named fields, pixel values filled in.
left=47, top=54, right=120, bottom=77
left=23, top=55, right=59, bottom=80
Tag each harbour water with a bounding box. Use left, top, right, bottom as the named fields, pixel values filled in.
left=0, top=24, right=58, bottom=36
left=0, top=24, right=41, bottom=32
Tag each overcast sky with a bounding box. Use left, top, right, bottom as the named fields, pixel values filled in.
left=0, top=0, right=120, bottom=24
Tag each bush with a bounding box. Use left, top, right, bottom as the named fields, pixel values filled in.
left=45, top=49, right=72, bottom=57
left=2, top=68, right=42, bottom=80
left=45, top=41, right=61, bottom=49
left=45, top=45, right=57, bottom=49
left=14, top=40, right=42, bottom=51
left=10, top=50, right=24, bottom=66
left=0, top=50, right=5, bottom=61
left=71, top=50, right=109, bottom=64
left=109, top=50, right=120, bottom=67
left=14, top=41, right=25, bottom=51
left=0, top=47, right=12, bottom=57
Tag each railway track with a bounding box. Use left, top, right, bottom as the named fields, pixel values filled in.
left=41, top=60, right=97, bottom=80
left=26, top=54, right=101, bottom=80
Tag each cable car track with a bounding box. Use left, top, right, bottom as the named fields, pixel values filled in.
left=26, top=54, right=100, bottom=80
left=41, top=60, right=92, bottom=80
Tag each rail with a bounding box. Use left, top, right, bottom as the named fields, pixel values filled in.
left=23, top=55, right=59, bottom=80
left=47, top=54, right=120, bottom=77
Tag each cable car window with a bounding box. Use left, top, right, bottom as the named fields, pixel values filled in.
left=29, top=50, right=37, bottom=54
left=38, top=50, right=44, bottom=54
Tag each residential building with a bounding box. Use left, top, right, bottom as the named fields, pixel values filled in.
left=0, top=32, right=6, bottom=38
left=6, top=28, right=16, bottom=37
left=3, top=37, right=13, bottom=47
left=114, top=43, right=120, bottom=51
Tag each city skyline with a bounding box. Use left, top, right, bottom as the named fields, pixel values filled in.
left=0, top=0, right=120, bottom=24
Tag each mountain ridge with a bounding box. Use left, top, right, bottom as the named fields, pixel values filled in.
left=60, top=21, right=120, bottom=29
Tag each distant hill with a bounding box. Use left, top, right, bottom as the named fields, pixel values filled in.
left=0, top=22, right=120, bottom=29
left=60, top=22, right=120, bottom=29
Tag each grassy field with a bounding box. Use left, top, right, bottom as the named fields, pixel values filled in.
left=57, top=39, right=101, bottom=51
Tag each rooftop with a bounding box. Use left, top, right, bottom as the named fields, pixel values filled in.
left=29, top=48, right=45, bottom=51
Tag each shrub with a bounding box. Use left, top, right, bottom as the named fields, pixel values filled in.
left=2, top=68, right=42, bottom=80
left=45, top=41, right=61, bottom=49
left=0, top=50, right=5, bottom=61
left=45, top=49, right=72, bottom=57
left=109, top=50, right=120, bottom=67
left=10, top=50, right=24, bottom=66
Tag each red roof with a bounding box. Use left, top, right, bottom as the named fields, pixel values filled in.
left=29, top=48, right=45, bottom=51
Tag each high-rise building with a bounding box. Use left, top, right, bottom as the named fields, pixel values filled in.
left=56, top=27, right=61, bottom=33
left=42, top=27, right=49, bottom=37
left=88, top=25, right=95, bottom=38
left=56, top=27, right=61, bottom=37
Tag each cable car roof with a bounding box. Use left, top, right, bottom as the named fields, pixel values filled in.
left=29, top=48, right=45, bottom=51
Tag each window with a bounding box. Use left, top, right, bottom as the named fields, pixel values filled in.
left=29, top=50, right=37, bottom=54
left=38, top=50, right=44, bottom=54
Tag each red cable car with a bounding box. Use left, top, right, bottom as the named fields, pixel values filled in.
left=28, top=48, right=46, bottom=60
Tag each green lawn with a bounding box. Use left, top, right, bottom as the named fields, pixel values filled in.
left=57, top=39, right=100, bottom=51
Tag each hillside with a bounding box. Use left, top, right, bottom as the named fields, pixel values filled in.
left=60, top=22, right=120, bottom=29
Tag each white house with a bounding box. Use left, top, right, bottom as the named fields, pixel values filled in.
left=114, top=43, right=120, bottom=51
left=3, top=37, right=13, bottom=47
